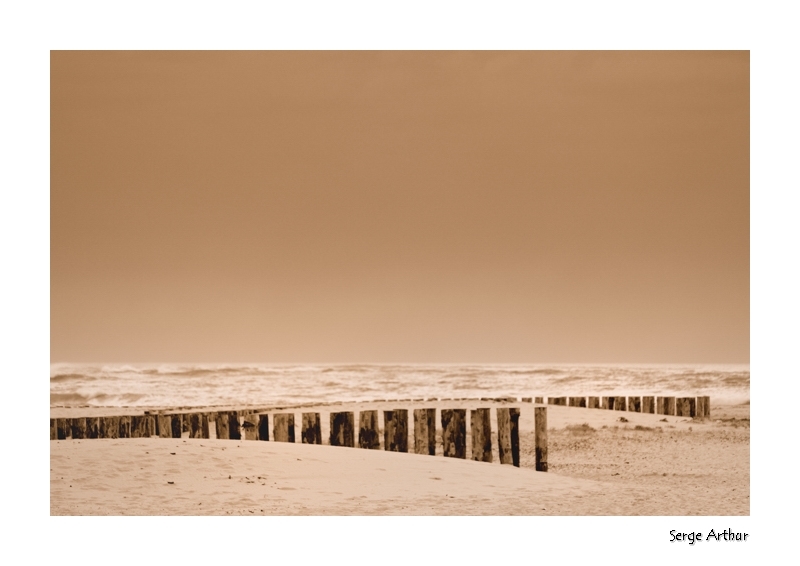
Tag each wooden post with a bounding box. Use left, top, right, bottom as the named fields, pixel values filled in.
left=628, top=396, right=641, bottom=413
left=568, top=397, right=586, bottom=407
left=98, top=416, right=118, bottom=439
left=301, top=412, right=322, bottom=444
left=534, top=397, right=543, bottom=404
left=50, top=419, right=56, bottom=440
left=130, top=416, right=142, bottom=438
left=215, top=412, right=229, bottom=439
left=168, top=415, right=181, bottom=438
left=521, top=397, right=532, bottom=403
left=71, top=417, right=87, bottom=439
left=497, top=407, right=520, bottom=466
left=258, top=414, right=270, bottom=441
left=384, top=409, right=409, bottom=453
left=228, top=412, right=241, bottom=440
left=273, top=413, right=296, bottom=442
left=86, top=417, right=100, bottom=439
left=242, top=413, right=259, bottom=440
left=602, top=397, right=611, bottom=410
left=158, top=414, right=172, bottom=438
left=330, top=412, right=355, bottom=447
left=615, top=397, right=627, bottom=411
left=470, top=408, right=492, bottom=463
left=677, top=397, right=696, bottom=418
left=132, top=415, right=154, bottom=437
left=664, top=397, right=676, bottom=416
left=441, top=409, right=466, bottom=459
left=695, top=396, right=705, bottom=419
left=535, top=406, right=548, bottom=472
left=588, top=396, right=600, bottom=409
left=642, top=396, right=655, bottom=414
left=703, top=396, right=711, bottom=418
left=56, top=418, right=71, bottom=440
left=358, top=410, right=380, bottom=449
left=189, top=413, right=206, bottom=439
left=413, top=408, right=436, bottom=455
left=118, top=415, right=131, bottom=438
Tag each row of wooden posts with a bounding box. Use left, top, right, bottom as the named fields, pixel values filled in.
left=51, top=406, right=550, bottom=471
left=532, top=395, right=711, bottom=418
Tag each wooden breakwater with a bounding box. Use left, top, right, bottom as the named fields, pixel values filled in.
left=49, top=404, right=542, bottom=470
left=538, top=395, right=711, bottom=418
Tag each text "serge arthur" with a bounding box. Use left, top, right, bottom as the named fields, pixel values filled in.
left=670, top=529, right=749, bottom=545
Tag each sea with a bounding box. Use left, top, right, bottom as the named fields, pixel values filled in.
left=50, top=363, right=750, bottom=409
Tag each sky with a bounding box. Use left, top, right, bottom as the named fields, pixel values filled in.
left=50, top=51, right=749, bottom=363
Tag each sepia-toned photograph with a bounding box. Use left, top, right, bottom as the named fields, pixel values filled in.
left=50, top=50, right=749, bottom=516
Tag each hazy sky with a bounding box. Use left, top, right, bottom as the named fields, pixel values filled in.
left=51, top=51, right=749, bottom=363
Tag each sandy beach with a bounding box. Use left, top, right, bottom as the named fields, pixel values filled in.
left=50, top=400, right=749, bottom=515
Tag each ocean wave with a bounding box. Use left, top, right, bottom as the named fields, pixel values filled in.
left=49, top=363, right=750, bottom=408
left=50, top=373, right=96, bottom=383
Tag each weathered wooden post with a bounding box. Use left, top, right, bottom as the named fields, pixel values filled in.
left=301, top=412, right=322, bottom=444
left=134, top=414, right=154, bottom=437
left=148, top=414, right=157, bottom=436
left=602, top=397, right=611, bottom=410
left=615, top=397, right=627, bottom=411
left=628, top=396, right=641, bottom=412
left=588, top=396, right=600, bottom=409
left=330, top=411, right=355, bottom=447
left=86, top=417, right=100, bottom=439
left=384, top=409, right=409, bottom=452
left=169, top=415, right=182, bottom=438
left=676, top=397, right=696, bottom=418
left=568, top=397, right=586, bottom=407
left=696, top=396, right=711, bottom=419
left=413, top=408, right=436, bottom=455
left=130, top=416, right=142, bottom=438
left=118, top=415, right=131, bottom=438
left=664, top=396, right=676, bottom=416
left=358, top=410, right=380, bottom=449
left=535, top=406, right=548, bottom=472
left=98, top=416, right=118, bottom=438
left=441, top=409, right=466, bottom=459
left=521, top=397, right=532, bottom=403
left=470, top=408, right=492, bottom=463
left=56, top=418, right=71, bottom=440
left=642, top=396, right=655, bottom=414
left=534, top=397, right=543, bottom=403
left=158, top=414, right=172, bottom=438
left=50, top=419, right=56, bottom=440
left=258, top=414, right=270, bottom=441
left=497, top=407, right=520, bottom=466
left=273, top=413, right=295, bottom=442
left=214, top=412, right=229, bottom=439
left=228, top=411, right=241, bottom=440
left=71, top=417, right=87, bottom=439
left=242, top=413, right=259, bottom=440
left=189, top=413, right=207, bottom=439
